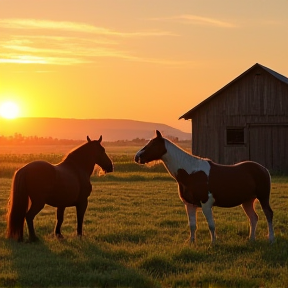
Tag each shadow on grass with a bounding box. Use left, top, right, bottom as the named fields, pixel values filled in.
left=3, top=237, right=158, bottom=288
left=259, top=236, right=288, bottom=266
left=2, top=234, right=288, bottom=288
left=168, top=239, right=288, bottom=288
left=140, top=254, right=180, bottom=278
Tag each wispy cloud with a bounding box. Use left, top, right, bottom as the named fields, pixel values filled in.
left=0, top=18, right=180, bottom=66
left=0, top=18, right=175, bottom=37
left=0, top=55, right=89, bottom=65
left=152, top=14, right=235, bottom=28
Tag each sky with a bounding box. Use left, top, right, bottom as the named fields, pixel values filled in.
left=0, top=0, right=287, bottom=133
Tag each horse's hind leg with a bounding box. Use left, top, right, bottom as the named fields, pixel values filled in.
left=55, top=207, right=66, bottom=238
left=25, top=201, right=45, bottom=242
left=241, top=199, right=258, bottom=241
left=258, top=199, right=274, bottom=242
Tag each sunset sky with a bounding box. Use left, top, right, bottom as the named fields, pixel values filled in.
left=0, top=0, right=287, bottom=133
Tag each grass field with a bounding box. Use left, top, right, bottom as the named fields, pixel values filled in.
left=0, top=146, right=287, bottom=288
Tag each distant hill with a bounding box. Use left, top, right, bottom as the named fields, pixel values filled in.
left=0, top=118, right=191, bottom=141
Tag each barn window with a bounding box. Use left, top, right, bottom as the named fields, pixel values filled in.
left=226, top=128, right=245, bottom=145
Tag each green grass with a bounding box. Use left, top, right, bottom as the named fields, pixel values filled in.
left=0, top=152, right=288, bottom=287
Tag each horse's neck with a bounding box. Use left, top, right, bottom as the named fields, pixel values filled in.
left=161, top=140, right=210, bottom=178
left=65, top=150, right=94, bottom=176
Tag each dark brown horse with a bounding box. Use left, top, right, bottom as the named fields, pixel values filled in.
left=7, top=136, right=113, bottom=242
left=135, top=130, right=274, bottom=244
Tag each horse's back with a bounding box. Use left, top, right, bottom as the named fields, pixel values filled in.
left=49, top=163, right=82, bottom=206
left=208, top=161, right=270, bottom=207
left=21, top=161, right=81, bottom=207
left=23, top=161, right=57, bottom=193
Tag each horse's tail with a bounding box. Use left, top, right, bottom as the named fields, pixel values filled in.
left=6, top=168, right=29, bottom=241
left=254, top=163, right=271, bottom=199
left=253, top=162, right=274, bottom=241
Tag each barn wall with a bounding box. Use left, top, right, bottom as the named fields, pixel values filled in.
left=191, top=67, right=288, bottom=173
left=249, top=125, right=288, bottom=173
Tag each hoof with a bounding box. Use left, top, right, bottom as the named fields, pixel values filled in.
left=56, top=233, right=64, bottom=239
left=269, top=238, right=275, bottom=244
left=185, top=237, right=196, bottom=246
left=247, top=238, right=256, bottom=245
left=28, top=236, right=39, bottom=242
left=207, top=239, right=217, bottom=249
left=17, top=237, right=24, bottom=243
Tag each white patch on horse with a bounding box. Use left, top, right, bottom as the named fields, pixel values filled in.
left=161, top=139, right=210, bottom=178
left=185, top=203, right=198, bottom=243
left=201, top=192, right=215, bottom=208
left=201, top=192, right=216, bottom=242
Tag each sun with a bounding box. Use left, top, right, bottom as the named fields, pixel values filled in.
left=0, top=101, right=20, bottom=119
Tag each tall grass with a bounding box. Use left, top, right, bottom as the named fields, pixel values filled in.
left=0, top=150, right=287, bottom=287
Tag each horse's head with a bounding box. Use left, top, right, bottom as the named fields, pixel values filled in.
left=135, top=130, right=167, bottom=164
left=87, top=135, right=113, bottom=173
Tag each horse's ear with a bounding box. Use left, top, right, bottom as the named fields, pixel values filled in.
left=156, top=130, right=162, bottom=138
left=87, top=136, right=91, bottom=142
left=98, top=135, right=102, bottom=143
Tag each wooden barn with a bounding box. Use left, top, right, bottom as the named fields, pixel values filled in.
left=179, top=63, right=288, bottom=174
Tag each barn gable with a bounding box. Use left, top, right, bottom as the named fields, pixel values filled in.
left=180, top=63, right=288, bottom=119
left=179, top=63, right=288, bottom=173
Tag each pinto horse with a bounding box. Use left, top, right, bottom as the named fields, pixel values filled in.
left=7, top=136, right=113, bottom=242
left=135, top=130, right=274, bottom=244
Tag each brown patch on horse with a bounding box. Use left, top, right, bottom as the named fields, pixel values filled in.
left=176, top=169, right=209, bottom=206
left=207, top=161, right=261, bottom=207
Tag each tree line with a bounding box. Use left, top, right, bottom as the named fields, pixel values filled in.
left=0, top=133, right=187, bottom=146
left=0, top=133, right=83, bottom=146
left=0, top=133, right=151, bottom=146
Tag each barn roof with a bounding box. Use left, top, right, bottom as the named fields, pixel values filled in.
left=179, top=63, right=288, bottom=120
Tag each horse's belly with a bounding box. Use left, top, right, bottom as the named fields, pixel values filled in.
left=213, top=193, right=255, bottom=207
left=45, top=195, right=78, bottom=208
left=45, top=175, right=80, bottom=207
left=210, top=174, right=256, bottom=208
left=25, top=161, right=57, bottom=195
left=25, top=162, right=81, bottom=206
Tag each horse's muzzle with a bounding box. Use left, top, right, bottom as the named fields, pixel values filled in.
left=134, top=155, right=144, bottom=164
left=104, top=164, right=114, bottom=173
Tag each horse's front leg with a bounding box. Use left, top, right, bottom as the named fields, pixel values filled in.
left=76, top=199, right=88, bottom=237
left=185, top=203, right=198, bottom=244
left=201, top=192, right=216, bottom=244
left=55, top=206, right=66, bottom=238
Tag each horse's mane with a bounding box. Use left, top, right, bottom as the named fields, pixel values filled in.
left=164, top=138, right=210, bottom=161
left=62, top=142, right=89, bottom=163
left=61, top=141, right=106, bottom=176
left=160, top=137, right=211, bottom=177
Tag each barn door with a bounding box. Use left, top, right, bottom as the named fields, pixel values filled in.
left=249, top=125, right=288, bottom=173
